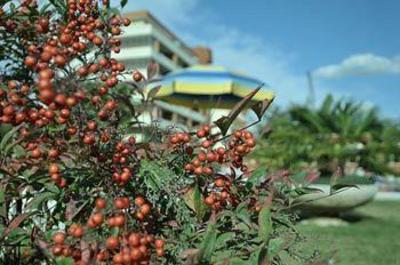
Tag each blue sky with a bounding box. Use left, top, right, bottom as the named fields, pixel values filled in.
left=122, top=0, right=400, bottom=118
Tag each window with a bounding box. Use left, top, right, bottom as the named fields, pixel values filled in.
left=177, top=57, right=189, bottom=68
left=159, top=43, right=174, bottom=60
left=159, top=64, right=171, bottom=75
left=161, top=110, right=173, bottom=120
left=177, top=115, right=187, bottom=125
left=192, top=120, right=200, bottom=127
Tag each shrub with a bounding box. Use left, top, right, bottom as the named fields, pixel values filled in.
left=0, top=1, right=311, bottom=264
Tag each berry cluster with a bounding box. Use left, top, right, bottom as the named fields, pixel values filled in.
left=228, top=130, right=256, bottom=170
left=51, top=196, right=163, bottom=264
left=169, top=132, right=191, bottom=146
left=0, top=0, right=136, bottom=188
left=0, top=1, right=274, bottom=264
left=182, top=127, right=257, bottom=210
left=111, top=137, right=137, bottom=185
left=52, top=230, right=164, bottom=264
left=48, top=163, right=67, bottom=187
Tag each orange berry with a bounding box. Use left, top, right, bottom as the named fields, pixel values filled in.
left=128, top=233, right=140, bottom=247
left=134, top=196, right=145, bottom=207
left=106, top=236, right=119, bottom=249
left=52, top=232, right=65, bottom=245
left=154, top=239, right=165, bottom=249
left=92, top=212, right=104, bottom=225
left=95, top=198, right=106, bottom=209
left=140, top=204, right=151, bottom=215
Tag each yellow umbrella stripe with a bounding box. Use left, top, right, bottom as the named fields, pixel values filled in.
left=157, top=83, right=275, bottom=101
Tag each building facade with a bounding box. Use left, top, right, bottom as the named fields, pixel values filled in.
left=115, top=11, right=211, bottom=76
left=115, top=11, right=212, bottom=130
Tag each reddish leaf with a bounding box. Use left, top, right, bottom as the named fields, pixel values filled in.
left=1, top=213, right=30, bottom=240
left=70, top=200, right=90, bottom=220
left=214, top=84, right=263, bottom=135
left=36, top=239, right=48, bottom=250
left=214, top=117, right=232, bottom=137
left=251, top=98, right=274, bottom=121
left=65, top=199, right=77, bottom=221
left=80, top=240, right=91, bottom=263
left=147, top=61, right=159, bottom=80
left=181, top=248, right=200, bottom=265
left=30, top=225, right=38, bottom=243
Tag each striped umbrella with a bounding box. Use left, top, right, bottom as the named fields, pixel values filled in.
left=149, top=65, right=274, bottom=109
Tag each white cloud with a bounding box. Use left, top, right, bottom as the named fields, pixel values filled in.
left=119, top=0, right=308, bottom=106
left=313, top=53, right=400, bottom=79
left=189, top=27, right=308, bottom=106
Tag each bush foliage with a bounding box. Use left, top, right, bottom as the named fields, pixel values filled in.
left=254, top=95, right=400, bottom=177
left=0, top=1, right=314, bottom=264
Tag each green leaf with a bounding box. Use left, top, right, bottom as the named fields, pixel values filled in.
left=182, top=184, right=207, bottom=220
left=235, top=203, right=253, bottom=228
left=229, top=257, right=249, bottom=265
left=55, top=257, right=74, bottom=265
left=110, top=227, right=120, bottom=236
left=5, top=227, right=28, bottom=245
left=13, top=145, right=26, bottom=158
left=211, top=250, right=235, bottom=263
left=39, top=3, right=52, bottom=12
left=0, top=124, right=12, bottom=138
left=215, top=232, right=235, bottom=247
left=48, top=0, right=67, bottom=15
left=258, top=206, right=272, bottom=243
left=0, top=124, right=21, bottom=153
left=139, top=160, right=172, bottom=192
left=27, top=192, right=56, bottom=210
left=247, top=244, right=270, bottom=265
left=268, top=238, right=286, bottom=258
left=198, top=220, right=217, bottom=262
left=235, top=222, right=251, bottom=234
left=46, top=184, right=61, bottom=194
left=48, top=124, right=66, bottom=133
left=247, top=167, right=267, bottom=186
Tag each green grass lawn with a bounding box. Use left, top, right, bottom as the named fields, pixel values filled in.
left=297, top=200, right=400, bottom=265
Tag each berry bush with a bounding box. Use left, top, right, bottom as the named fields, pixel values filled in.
left=0, top=1, right=312, bottom=264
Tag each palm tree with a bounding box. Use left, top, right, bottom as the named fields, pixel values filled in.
left=254, top=95, right=400, bottom=177
left=253, top=109, right=318, bottom=172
